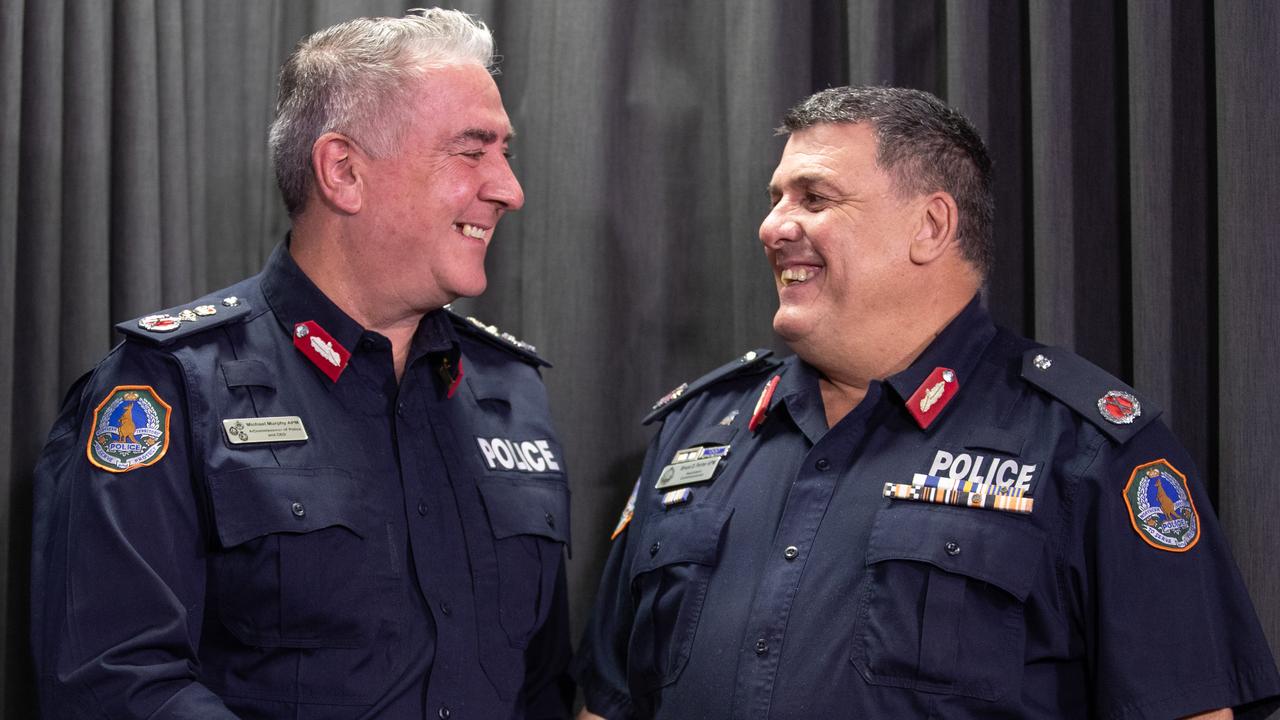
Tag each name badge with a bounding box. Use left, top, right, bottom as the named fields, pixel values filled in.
left=655, top=444, right=730, bottom=490
left=223, top=416, right=309, bottom=445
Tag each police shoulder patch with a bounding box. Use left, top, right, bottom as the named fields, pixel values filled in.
left=446, top=308, right=550, bottom=368
left=86, top=385, right=171, bottom=473
left=611, top=478, right=640, bottom=540
left=117, top=294, right=252, bottom=347
left=1020, top=346, right=1161, bottom=443
left=1123, top=459, right=1200, bottom=552
left=643, top=349, right=779, bottom=426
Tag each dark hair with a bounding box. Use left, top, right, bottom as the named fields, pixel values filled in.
left=780, top=86, right=994, bottom=275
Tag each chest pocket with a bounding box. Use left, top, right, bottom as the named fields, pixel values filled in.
left=851, top=502, right=1044, bottom=701
left=627, top=504, right=732, bottom=693
left=207, top=466, right=382, bottom=649
left=476, top=476, right=570, bottom=646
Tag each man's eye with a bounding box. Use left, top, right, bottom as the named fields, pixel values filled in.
left=461, top=150, right=485, bottom=160
left=804, top=193, right=827, bottom=208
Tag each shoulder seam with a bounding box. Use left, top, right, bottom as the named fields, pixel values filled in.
left=642, top=349, right=779, bottom=425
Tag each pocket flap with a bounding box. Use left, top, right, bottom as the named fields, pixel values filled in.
left=866, top=503, right=1043, bottom=601
left=476, top=477, right=570, bottom=543
left=687, top=424, right=738, bottom=448
left=207, top=466, right=368, bottom=547
left=962, top=427, right=1023, bottom=455
left=630, top=505, right=733, bottom=577
left=221, top=359, right=275, bottom=389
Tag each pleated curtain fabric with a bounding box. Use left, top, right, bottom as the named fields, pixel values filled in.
left=2, top=1, right=1277, bottom=715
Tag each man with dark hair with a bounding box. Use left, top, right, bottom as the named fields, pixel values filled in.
left=30, top=9, right=571, bottom=718
left=573, top=86, right=1280, bottom=719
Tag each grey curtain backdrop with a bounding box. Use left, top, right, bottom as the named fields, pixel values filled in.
left=2, top=0, right=1277, bottom=715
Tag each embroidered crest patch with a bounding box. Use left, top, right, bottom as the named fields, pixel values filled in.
left=611, top=478, right=640, bottom=540
left=1123, top=459, right=1200, bottom=552
left=87, top=385, right=171, bottom=473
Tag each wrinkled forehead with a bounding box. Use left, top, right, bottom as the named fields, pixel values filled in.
left=769, top=123, right=878, bottom=187
left=409, top=64, right=516, bottom=139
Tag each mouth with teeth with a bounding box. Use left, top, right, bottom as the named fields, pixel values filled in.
left=780, top=266, right=818, bottom=286
left=455, top=223, right=490, bottom=242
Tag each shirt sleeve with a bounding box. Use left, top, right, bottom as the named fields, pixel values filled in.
left=29, top=341, right=239, bottom=719
left=571, top=435, right=668, bottom=720
left=1069, top=419, right=1280, bottom=720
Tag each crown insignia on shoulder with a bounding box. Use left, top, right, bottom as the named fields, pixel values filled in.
left=446, top=306, right=550, bottom=367
left=118, top=296, right=250, bottom=346
left=1021, top=346, right=1160, bottom=442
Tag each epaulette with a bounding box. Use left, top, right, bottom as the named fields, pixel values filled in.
left=116, top=294, right=252, bottom=347
left=643, top=349, right=779, bottom=425
left=1020, top=346, right=1161, bottom=443
left=447, top=308, right=550, bottom=368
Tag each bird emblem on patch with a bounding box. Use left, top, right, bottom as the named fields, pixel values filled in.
left=1123, top=459, right=1200, bottom=552
left=87, top=386, right=171, bottom=472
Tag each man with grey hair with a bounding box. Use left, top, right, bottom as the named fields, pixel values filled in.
left=573, top=86, right=1279, bottom=719
left=31, top=9, right=572, bottom=718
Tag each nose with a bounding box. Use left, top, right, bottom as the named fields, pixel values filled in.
left=759, top=202, right=800, bottom=250
left=482, top=158, right=525, bottom=212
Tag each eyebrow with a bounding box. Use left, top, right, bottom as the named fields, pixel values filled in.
left=767, top=172, right=829, bottom=197
left=449, top=127, right=514, bottom=146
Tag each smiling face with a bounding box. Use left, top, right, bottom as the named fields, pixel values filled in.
left=355, top=62, right=524, bottom=314
left=760, top=122, right=919, bottom=352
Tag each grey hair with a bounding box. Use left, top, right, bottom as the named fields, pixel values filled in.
left=780, top=86, right=994, bottom=276
left=269, top=8, right=496, bottom=217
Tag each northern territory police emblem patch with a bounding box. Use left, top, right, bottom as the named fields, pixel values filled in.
left=87, top=386, right=171, bottom=473
left=1123, top=459, right=1200, bottom=552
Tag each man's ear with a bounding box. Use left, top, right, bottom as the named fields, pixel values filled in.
left=909, top=191, right=959, bottom=265
left=311, top=132, right=363, bottom=215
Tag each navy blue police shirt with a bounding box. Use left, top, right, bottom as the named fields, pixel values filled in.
left=30, top=243, right=572, bottom=719
left=573, top=297, right=1280, bottom=719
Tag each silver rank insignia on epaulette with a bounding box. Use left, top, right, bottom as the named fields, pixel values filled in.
left=136, top=297, right=237, bottom=333
left=652, top=383, right=688, bottom=411
left=464, top=315, right=539, bottom=354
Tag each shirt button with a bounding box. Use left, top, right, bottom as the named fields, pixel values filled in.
left=396, top=401, right=406, bottom=417
left=945, top=541, right=961, bottom=556
left=440, top=601, right=451, bottom=616
left=649, top=541, right=661, bottom=557
left=438, top=706, right=451, bottom=719
left=545, top=512, right=556, bottom=529
left=290, top=501, right=305, bottom=518
left=755, top=638, right=768, bottom=655
left=815, top=458, right=831, bottom=471
left=783, top=545, right=799, bottom=560
left=417, top=501, right=428, bottom=516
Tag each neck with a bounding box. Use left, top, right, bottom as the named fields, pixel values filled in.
left=797, top=283, right=978, bottom=428
left=290, top=221, right=429, bottom=381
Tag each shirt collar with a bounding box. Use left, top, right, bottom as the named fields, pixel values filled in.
left=768, top=294, right=995, bottom=438
left=884, top=294, right=996, bottom=406
left=260, top=241, right=459, bottom=370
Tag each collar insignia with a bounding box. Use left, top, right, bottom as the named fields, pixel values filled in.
left=293, top=320, right=350, bottom=382
left=906, top=367, right=959, bottom=429
left=749, top=375, right=781, bottom=433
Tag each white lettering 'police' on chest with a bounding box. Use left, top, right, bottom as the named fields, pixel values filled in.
left=927, top=449, right=1038, bottom=496
left=477, top=437, right=562, bottom=473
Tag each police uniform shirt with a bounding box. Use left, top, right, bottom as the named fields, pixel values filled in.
left=573, top=297, right=1280, bottom=719
left=30, top=243, right=572, bottom=719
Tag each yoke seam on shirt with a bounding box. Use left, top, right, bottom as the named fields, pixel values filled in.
left=1052, top=424, right=1107, bottom=627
